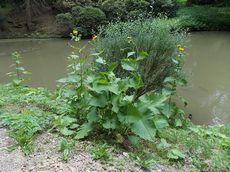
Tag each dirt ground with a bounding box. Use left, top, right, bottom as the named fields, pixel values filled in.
left=0, top=122, right=184, bottom=172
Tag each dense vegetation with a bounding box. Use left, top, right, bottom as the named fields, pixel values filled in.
left=0, top=0, right=229, bottom=37
left=0, top=0, right=230, bottom=171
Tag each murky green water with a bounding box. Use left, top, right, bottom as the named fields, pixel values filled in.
left=0, top=32, right=230, bottom=124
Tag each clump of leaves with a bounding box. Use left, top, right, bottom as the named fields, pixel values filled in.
left=51, top=115, right=79, bottom=136
left=7, top=51, right=31, bottom=86
left=132, top=152, right=157, bottom=169
left=58, top=138, right=76, bottom=161
left=158, top=125, right=230, bottom=171
left=0, top=110, right=51, bottom=155
left=90, top=144, right=110, bottom=161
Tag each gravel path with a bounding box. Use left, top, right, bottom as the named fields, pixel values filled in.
left=0, top=124, right=139, bottom=172
left=0, top=124, right=182, bottom=172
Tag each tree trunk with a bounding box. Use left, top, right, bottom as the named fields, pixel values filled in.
left=25, top=0, right=32, bottom=31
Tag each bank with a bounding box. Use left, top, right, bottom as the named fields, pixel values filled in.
left=0, top=84, right=229, bottom=171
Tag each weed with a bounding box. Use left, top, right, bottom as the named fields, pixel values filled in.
left=90, top=144, right=110, bottom=161
left=7, top=51, right=31, bottom=86
left=0, top=110, right=52, bottom=155
left=58, top=138, right=76, bottom=161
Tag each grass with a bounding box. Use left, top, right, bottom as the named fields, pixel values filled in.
left=0, top=84, right=229, bottom=171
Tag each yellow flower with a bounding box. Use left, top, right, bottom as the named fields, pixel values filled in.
left=73, top=29, right=78, bottom=35
left=92, top=35, right=97, bottom=41
left=179, top=47, right=185, bottom=52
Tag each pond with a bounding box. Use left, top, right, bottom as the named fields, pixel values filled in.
left=0, top=32, right=230, bottom=125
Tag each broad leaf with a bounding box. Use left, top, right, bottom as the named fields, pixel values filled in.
left=131, top=120, right=156, bottom=141
left=75, top=123, right=93, bottom=139
left=87, top=108, right=99, bottom=123
left=121, top=58, right=138, bottom=71
left=89, top=94, right=107, bottom=108
left=60, top=127, right=75, bottom=136
left=154, top=118, right=169, bottom=129
left=102, top=117, right=118, bottom=129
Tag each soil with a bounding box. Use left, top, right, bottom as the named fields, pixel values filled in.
left=0, top=10, right=61, bottom=39
left=0, top=122, right=185, bottom=172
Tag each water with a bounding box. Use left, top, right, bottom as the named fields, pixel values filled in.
left=0, top=32, right=230, bottom=125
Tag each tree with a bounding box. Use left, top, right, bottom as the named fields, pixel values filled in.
left=25, top=0, right=32, bottom=30
left=23, top=0, right=50, bottom=31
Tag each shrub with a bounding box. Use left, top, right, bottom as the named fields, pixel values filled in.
left=71, top=5, right=83, bottom=18
left=56, top=12, right=74, bottom=35
left=187, top=0, right=229, bottom=6
left=58, top=30, right=187, bottom=143
left=150, top=0, right=179, bottom=17
left=75, top=6, right=107, bottom=37
left=53, top=0, right=76, bottom=12
left=100, top=0, right=127, bottom=21
left=177, top=6, right=230, bottom=31
left=95, top=19, right=187, bottom=93
left=125, top=0, right=150, bottom=19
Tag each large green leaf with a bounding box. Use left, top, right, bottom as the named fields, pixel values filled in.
left=130, top=120, right=156, bottom=141
left=89, top=94, right=107, bottom=108
left=138, top=92, right=168, bottom=114
left=60, top=127, right=75, bottom=136
left=87, top=108, right=99, bottom=123
left=121, top=58, right=138, bottom=71
left=102, top=117, right=118, bottom=129
left=117, top=104, right=141, bottom=124
left=161, top=103, right=176, bottom=118
left=75, top=123, right=93, bottom=139
left=154, top=118, right=169, bottom=129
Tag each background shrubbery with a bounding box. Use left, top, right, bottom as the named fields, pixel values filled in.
left=56, top=0, right=179, bottom=37
left=177, top=6, right=230, bottom=31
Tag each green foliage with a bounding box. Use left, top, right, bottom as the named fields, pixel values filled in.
left=58, top=138, right=76, bottom=161
left=52, top=115, right=78, bottom=136
left=187, top=0, right=230, bottom=6
left=177, top=6, right=230, bottom=31
left=95, top=19, right=187, bottom=93
left=57, top=6, right=106, bottom=37
left=56, top=12, right=74, bottom=35
left=90, top=144, right=110, bottom=161
left=59, top=31, right=186, bottom=143
left=150, top=0, right=179, bottom=17
left=100, top=0, right=127, bottom=21
left=132, top=152, right=157, bottom=169
left=56, top=0, right=180, bottom=36
left=75, top=6, right=107, bottom=37
left=158, top=125, right=230, bottom=171
left=0, top=110, right=52, bottom=155
left=7, top=52, right=31, bottom=86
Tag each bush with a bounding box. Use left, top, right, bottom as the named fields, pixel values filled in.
left=125, top=0, right=151, bottom=19
left=75, top=6, right=107, bottom=37
left=56, top=12, right=74, bottom=35
left=57, top=6, right=106, bottom=37
left=177, top=6, right=230, bottom=31
left=187, top=0, right=229, bottom=6
left=71, top=5, right=83, bottom=18
left=100, top=0, right=127, bottom=21
left=56, top=0, right=180, bottom=36
left=58, top=31, right=187, bottom=142
left=95, top=19, right=187, bottom=93
left=150, top=0, right=179, bottom=17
